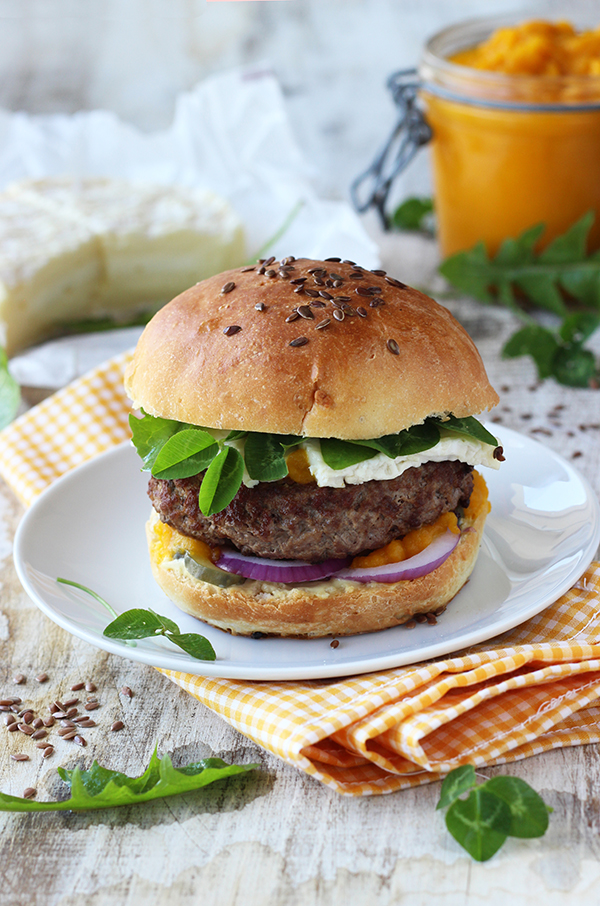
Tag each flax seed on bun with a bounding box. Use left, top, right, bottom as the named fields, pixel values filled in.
left=125, top=257, right=499, bottom=638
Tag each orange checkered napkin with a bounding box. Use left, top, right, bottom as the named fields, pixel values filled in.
left=2, top=352, right=600, bottom=796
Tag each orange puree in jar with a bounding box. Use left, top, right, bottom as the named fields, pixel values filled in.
left=420, top=18, right=600, bottom=255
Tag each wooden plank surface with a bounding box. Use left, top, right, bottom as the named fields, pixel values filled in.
left=1, top=236, right=600, bottom=905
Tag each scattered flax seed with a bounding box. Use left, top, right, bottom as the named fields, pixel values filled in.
left=426, top=613, right=438, bottom=625
left=404, top=620, right=417, bottom=629
left=52, top=711, right=67, bottom=720
left=31, top=729, right=47, bottom=740
left=329, top=640, right=340, bottom=650
left=84, top=701, right=100, bottom=711
left=35, top=673, right=49, bottom=684
left=414, top=614, right=428, bottom=623
left=356, top=307, right=368, bottom=318
left=32, top=718, right=43, bottom=729
left=21, top=711, right=34, bottom=724
left=66, top=708, right=78, bottom=719
left=333, top=309, right=345, bottom=322
left=315, top=319, right=331, bottom=330
left=223, top=325, right=241, bottom=337
left=62, top=698, right=79, bottom=709
left=120, top=686, right=133, bottom=699
left=11, top=753, right=29, bottom=762
left=572, top=451, right=583, bottom=459
left=387, top=339, right=400, bottom=355
left=265, top=269, right=277, bottom=278
left=4, top=714, right=16, bottom=726
left=241, top=266, right=255, bottom=272
left=77, top=719, right=97, bottom=728
left=73, top=736, right=87, bottom=747
left=7, top=723, right=19, bottom=732
left=371, top=269, right=387, bottom=276
left=23, top=788, right=37, bottom=799
left=13, top=674, right=25, bottom=685
left=18, top=724, right=34, bottom=736
left=297, top=306, right=314, bottom=320
left=61, top=729, right=77, bottom=740
left=289, top=337, right=309, bottom=348
left=43, top=717, right=55, bottom=728
left=111, top=720, right=125, bottom=732
left=42, top=747, right=54, bottom=759
left=285, top=311, right=300, bottom=323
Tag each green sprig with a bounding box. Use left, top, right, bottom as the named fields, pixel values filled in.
left=439, top=212, right=600, bottom=387
left=57, top=579, right=216, bottom=661
left=437, top=765, right=552, bottom=861
left=0, top=747, right=257, bottom=812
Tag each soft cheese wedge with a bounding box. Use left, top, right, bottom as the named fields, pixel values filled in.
left=0, top=178, right=245, bottom=355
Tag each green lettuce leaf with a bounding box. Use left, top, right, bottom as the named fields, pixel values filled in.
left=0, top=748, right=257, bottom=812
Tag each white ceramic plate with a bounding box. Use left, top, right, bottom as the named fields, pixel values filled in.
left=13, top=426, right=600, bottom=680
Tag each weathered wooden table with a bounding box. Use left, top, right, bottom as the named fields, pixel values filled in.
left=1, top=234, right=600, bottom=906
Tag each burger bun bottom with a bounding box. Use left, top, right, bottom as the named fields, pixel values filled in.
left=146, top=505, right=488, bottom=639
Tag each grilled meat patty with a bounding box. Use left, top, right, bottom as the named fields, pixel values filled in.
left=148, top=460, right=474, bottom=563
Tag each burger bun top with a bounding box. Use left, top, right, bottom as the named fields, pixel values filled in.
left=124, top=257, right=499, bottom=439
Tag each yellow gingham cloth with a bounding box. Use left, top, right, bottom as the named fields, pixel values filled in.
left=2, top=352, right=600, bottom=796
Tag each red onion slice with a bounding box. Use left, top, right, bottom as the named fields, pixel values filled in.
left=335, top=530, right=461, bottom=584
left=216, top=549, right=351, bottom=584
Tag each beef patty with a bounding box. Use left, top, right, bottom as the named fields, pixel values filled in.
left=148, top=460, right=474, bottom=563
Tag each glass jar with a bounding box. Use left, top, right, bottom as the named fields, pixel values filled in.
left=419, top=15, right=600, bottom=256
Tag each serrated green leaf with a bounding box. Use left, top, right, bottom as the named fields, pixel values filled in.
left=199, top=445, right=244, bottom=516
left=437, top=765, right=477, bottom=810
left=103, top=609, right=164, bottom=640
left=540, top=210, right=594, bottom=265
left=151, top=428, right=219, bottom=479
left=484, top=776, right=550, bottom=838
left=0, top=347, right=20, bottom=430
left=445, top=788, right=512, bottom=861
left=439, top=243, right=495, bottom=304
left=0, top=748, right=257, bottom=812
left=502, top=326, right=559, bottom=379
left=494, top=223, right=545, bottom=267
left=515, top=274, right=566, bottom=315
left=167, top=632, right=216, bottom=661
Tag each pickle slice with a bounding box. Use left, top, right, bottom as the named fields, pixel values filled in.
left=179, top=552, right=245, bottom=587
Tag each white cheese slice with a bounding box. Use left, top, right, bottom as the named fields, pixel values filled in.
left=304, top=431, right=501, bottom=488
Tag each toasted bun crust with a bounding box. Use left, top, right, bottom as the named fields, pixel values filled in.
left=125, top=258, right=498, bottom=439
left=146, top=502, right=487, bottom=638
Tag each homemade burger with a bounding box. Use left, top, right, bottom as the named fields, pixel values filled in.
left=124, top=256, right=502, bottom=638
